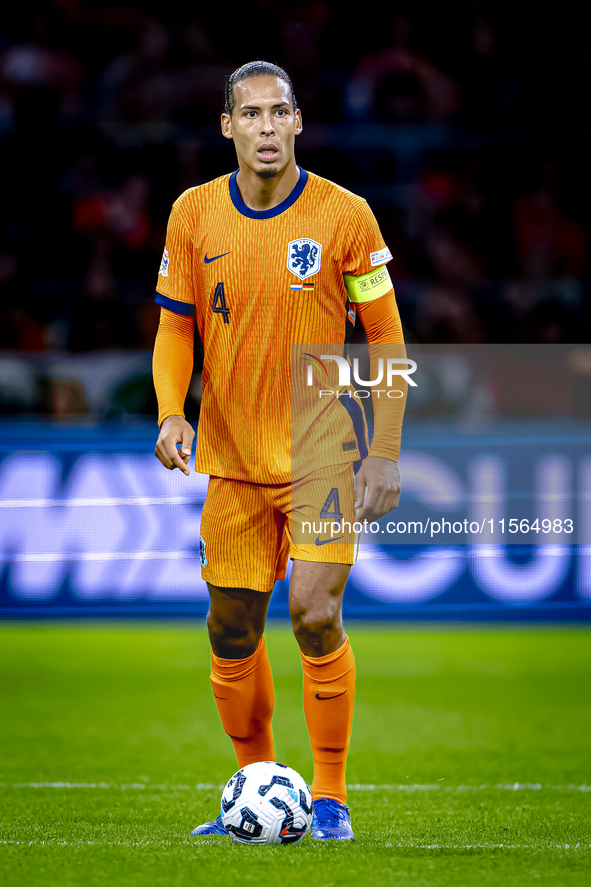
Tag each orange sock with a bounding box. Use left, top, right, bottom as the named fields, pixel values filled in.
left=210, top=636, right=275, bottom=768
left=300, top=636, right=356, bottom=805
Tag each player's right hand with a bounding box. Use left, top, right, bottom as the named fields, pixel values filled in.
left=155, top=415, right=195, bottom=476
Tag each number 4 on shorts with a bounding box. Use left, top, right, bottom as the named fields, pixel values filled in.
left=213, top=282, right=230, bottom=323
left=320, top=487, right=343, bottom=520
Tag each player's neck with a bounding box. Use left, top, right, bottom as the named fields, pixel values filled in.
left=235, top=159, right=300, bottom=212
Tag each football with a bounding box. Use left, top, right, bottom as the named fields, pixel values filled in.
left=220, top=761, right=313, bottom=845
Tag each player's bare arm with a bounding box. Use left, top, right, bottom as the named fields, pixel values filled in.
left=155, top=415, right=194, bottom=476
left=354, top=455, right=401, bottom=521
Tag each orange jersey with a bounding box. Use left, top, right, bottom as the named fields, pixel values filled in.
left=155, top=168, right=396, bottom=483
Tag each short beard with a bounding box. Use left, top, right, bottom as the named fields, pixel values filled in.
left=257, top=169, right=278, bottom=180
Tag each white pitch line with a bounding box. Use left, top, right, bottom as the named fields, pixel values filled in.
left=0, top=840, right=200, bottom=847
left=1, top=782, right=590, bottom=792
left=0, top=782, right=218, bottom=791
left=385, top=843, right=589, bottom=851
left=348, top=783, right=591, bottom=792
left=0, top=840, right=588, bottom=850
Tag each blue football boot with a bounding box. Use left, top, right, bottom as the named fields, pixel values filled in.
left=190, top=813, right=228, bottom=836
left=310, top=798, right=355, bottom=840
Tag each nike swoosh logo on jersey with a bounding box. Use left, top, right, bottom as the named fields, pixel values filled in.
left=315, top=535, right=344, bottom=546
left=204, top=251, right=232, bottom=263
left=315, top=691, right=347, bottom=700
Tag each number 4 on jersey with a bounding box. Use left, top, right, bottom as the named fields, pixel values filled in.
left=213, top=282, right=230, bottom=324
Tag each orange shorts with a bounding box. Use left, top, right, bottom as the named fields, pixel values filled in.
left=199, top=463, right=359, bottom=592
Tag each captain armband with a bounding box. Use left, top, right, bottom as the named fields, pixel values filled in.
left=344, top=265, right=393, bottom=304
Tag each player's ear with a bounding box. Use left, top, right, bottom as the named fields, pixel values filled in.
left=221, top=113, right=233, bottom=140
left=294, top=108, right=303, bottom=136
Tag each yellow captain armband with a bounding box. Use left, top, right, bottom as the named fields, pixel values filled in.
left=344, top=265, right=393, bottom=303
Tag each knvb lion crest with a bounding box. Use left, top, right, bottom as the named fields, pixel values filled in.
left=287, top=238, right=322, bottom=281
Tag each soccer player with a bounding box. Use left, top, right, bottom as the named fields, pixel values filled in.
left=152, top=61, right=406, bottom=840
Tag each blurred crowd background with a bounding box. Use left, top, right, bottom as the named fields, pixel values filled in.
left=0, top=0, right=589, bottom=420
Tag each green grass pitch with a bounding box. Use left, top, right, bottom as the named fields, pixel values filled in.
left=1, top=623, right=590, bottom=886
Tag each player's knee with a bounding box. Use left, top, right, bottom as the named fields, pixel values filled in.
left=207, top=609, right=262, bottom=659
left=290, top=605, right=338, bottom=648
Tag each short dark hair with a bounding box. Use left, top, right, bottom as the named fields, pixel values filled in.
left=224, top=61, right=298, bottom=116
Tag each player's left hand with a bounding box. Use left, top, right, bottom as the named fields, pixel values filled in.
left=354, top=456, right=401, bottom=522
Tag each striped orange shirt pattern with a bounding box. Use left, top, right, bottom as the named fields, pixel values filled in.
left=155, top=169, right=394, bottom=484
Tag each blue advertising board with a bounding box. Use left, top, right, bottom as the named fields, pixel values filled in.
left=1, top=418, right=589, bottom=621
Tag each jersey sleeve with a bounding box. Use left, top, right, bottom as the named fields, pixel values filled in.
left=152, top=307, right=195, bottom=426
left=357, top=291, right=406, bottom=462
left=155, top=198, right=196, bottom=317
left=342, top=201, right=394, bottom=305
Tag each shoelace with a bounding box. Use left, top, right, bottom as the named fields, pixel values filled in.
left=314, top=798, right=347, bottom=825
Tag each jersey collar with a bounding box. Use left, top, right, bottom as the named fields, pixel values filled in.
left=229, top=166, right=308, bottom=219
